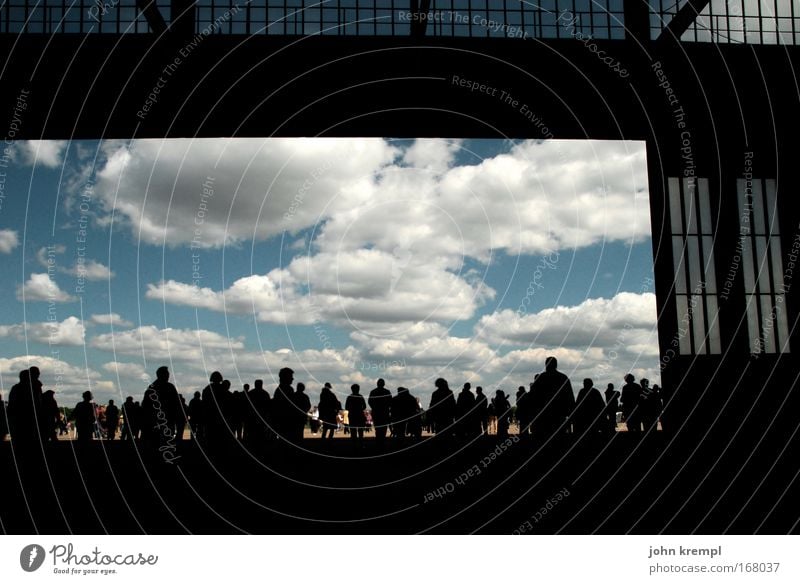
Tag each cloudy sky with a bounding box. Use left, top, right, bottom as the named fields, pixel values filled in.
left=0, top=138, right=658, bottom=407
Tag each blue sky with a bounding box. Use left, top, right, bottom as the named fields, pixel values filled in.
left=0, top=138, right=659, bottom=406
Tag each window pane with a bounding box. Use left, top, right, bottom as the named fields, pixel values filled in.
left=776, top=297, right=791, bottom=353
left=756, top=236, right=772, bottom=293
left=765, top=178, right=779, bottom=235
left=707, top=295, right=722, bottom=353
left=746, top=295, right=761, bottom=353
left=742, top=235, right=757, bottom=293
left=672, top=236, right=687, bottom=293
left=737, top=178, right=750, bottom=232
left=771, top=236, right=785, bottom=293
left=691, top=294, right=707, bottom=354
left=702, top=235, right=717, bottom=293
left=760, top=295, right=777, bottom=353
left=752, top=178, right=765, bottom=235
left=698, top=177, right=712, bottom=234
left=669, top=177, right=683, bottom=234
left=683, top=178, right=698, bottom=234
left=676, top=295, right=692, bottom=354
left=687, top=236, right=703, bottom=293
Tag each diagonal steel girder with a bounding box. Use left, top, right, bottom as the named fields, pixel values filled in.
left=657, top=0, right=712, bottom=42
left=409, top=0, right=433, bottom=36
left=136, top=0, right=169, bottom=34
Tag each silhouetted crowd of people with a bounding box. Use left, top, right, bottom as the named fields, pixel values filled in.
left=0, top=357, right=664, bottom=448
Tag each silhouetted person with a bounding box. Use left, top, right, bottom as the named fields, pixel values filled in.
left=39, top=389, right=60, bottom=442
left=529, top=357, right=575, bottom=438
left=429, top=378, right=456, bottom=437
left=203, top=372, right=232, bottom=446
left=368, top=378, right=392, bottom=444
left=516, top=385, right=532, bottom=436
left=621, top=374, right=642, bottom=433
left=231, top=390, right=245, bottom=440
left=7, top=369, right=41, bottom=444
left=494, top=390, right=512, bottom=438
left=291, top=382, right=311, bottom=442
left=318, top=383, right=341, bottom=440
left=105, top=400, right=120, bottom=440
left=121, top=396, right=138, bottom=440
left=455, top=383, right=478, bottom=439
left=604, top=383, right=620, bottom=434
left=142, top=366, right=180, bottom=446
left=244, top=379, right=271, bottom=447
left=391, top=387, right=420, bottom=442
left=188, top=391, right=204, bottom=440
left=176, top=394, right=187, bottom=441
left=640, top=379, right=661, bottom=432
left=0, top=392, right=8, bottom=442
left=73, top=391, right=96, bottom=442
left=345, top=384, right=367, bottom=445
left=475, top=386, right=488, bottom=434
left=271, top=368, right=295, bottom=444
left=572, top=378, right=605, bottom=435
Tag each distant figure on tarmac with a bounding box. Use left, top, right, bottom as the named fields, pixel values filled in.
left=188, top=391, right=204, bottom=441
left=640, top=379, right=662, bottom=432
left=244, top=379, right=271, bottom=446
left=142, top=366, right=180, bottom=443
left=455, top=383, right=478, bottom=439
left=271, top=368, right=295, bottom=444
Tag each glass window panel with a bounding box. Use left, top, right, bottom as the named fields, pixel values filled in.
left=683, top=178, right=698, bottom=234
left=673, top=236, right=688, bottom=293
left=746, top=295, right=761, bottom=353
left=742, top=234, right=757, bottom=293
left=752, top=178, right=765, bottom=235
left=770, top=236, right=785, bottom=293
left=737, top=178, right=748, bottom=229
left=760, top=295, right=777, bottom=353
left=676, top=295, right=692, bottom=354
left=702, top=235, right=717, bottom=293
left=691, top=295, right=708, bottom=354
left=669, top=177, right=683, bottom=234
left=707, top=296, right=722, bottom=353
left=687, top=237, right=703, bottom=293
left=776, top=298, right=791, bottom=352
left=755, top=236, right=772, bottom=293
left=765, top=179, right=779, bottom=234
left=698, top=178, right=712, bottom=234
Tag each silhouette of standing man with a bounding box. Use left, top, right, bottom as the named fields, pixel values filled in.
left=368, top=379, right=392, bottom=445
left=271, top=368, right=295, bottom=444
left=318, top=383, right=340, bottom=440
left=105, top=400, right=120, bottom=440
left=604, top=383, right=620, bottom=435
left=142, top=366, right=180, bottom=445
left=345, top=384, right=367, bottom=445
left=429, top=378, right=456, bottom=437
left=572, top=378, right=605, bottom=435
left=475, top=387, right=488, bottom=435
left=529, top=357, right=575, bottom=438
left=8, top=369, right=41, bottom=445
left=292, top=382, right=311, bottom=443
left=73, top=391, right=96, bottom=442
left=621, top=374, right=642, bottom=433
